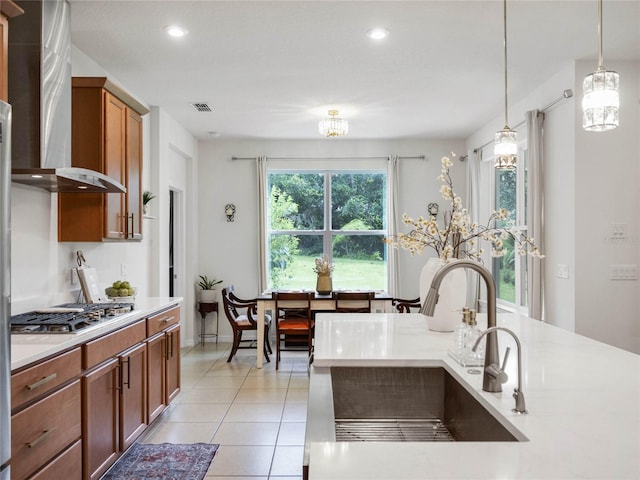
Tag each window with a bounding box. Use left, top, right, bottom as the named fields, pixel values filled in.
left=492, top=148, right=528, bottom=309
left=266, top=170, right=387, bottom=291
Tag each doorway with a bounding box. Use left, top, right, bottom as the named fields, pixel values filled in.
left=168, top=188, right=184, bottom=298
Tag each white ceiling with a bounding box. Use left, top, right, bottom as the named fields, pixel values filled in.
left=68, top=0, right=640, bottom=140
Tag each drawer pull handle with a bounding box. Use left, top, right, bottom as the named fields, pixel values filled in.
left=160, top=315, right=175, bottom=323
left=26, top=373, right=57, bottom=391
left=27, top=427, right=56, bottom=448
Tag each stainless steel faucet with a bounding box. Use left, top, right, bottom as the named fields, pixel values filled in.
left=472, top=326, right=528, bottom=414
left=420, top=259, right=502, bottom=392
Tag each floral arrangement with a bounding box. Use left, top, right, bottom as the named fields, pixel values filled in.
left=313, top=255, right=334, bottom=275
left=387, top=154, right=543, bottom=262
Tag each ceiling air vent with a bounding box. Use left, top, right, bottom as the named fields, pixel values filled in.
left=190, top=102, right=213, bottom=112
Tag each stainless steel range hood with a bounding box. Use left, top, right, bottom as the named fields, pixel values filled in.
left=8, top=0, right=125, bottom=193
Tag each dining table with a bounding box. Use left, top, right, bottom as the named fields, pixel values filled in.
left=255, top=291, right=394, bottom=368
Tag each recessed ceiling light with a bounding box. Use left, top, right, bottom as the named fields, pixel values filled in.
left=164, top=25, right=188, bottom=38
left=366, top=27, right=389, bottom=40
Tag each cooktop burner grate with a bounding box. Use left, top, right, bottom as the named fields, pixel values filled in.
left=11, top=302, right=135, bottom=333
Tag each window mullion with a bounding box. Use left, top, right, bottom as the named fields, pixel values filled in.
left=324, top=172, right=332, bottom=264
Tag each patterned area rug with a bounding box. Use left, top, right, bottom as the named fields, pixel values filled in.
left=101, top=443, right=219, bottom=480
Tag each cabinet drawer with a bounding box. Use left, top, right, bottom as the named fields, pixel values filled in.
left=11, top=381, right=81, bottom=480
left=30, top=440, right=82, bottom=480
left=146, top=305, right=180, bottom=337
left=83, top=320, right=146, bottom=369
left=11, top=348, right=81, bottom=410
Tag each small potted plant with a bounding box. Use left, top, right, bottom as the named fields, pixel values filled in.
left=143, top=190, right=156, bottom=215
left=197, top=275, right=223, bottom=303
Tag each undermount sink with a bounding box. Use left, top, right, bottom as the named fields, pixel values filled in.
left=330, top=366, right=527, bottom=442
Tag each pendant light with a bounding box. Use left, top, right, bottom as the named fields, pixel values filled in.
left=494, top=0, right=517, bottom=170
left=582, top=0, right=619, bottom=132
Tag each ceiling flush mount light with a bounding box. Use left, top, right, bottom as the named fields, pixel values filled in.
left=164, top=25, right=188, bottom=38
left=582, top=0, right=619, bottom=132
left=494, top=0, right=517, bottom=170
left=319, top=110, right=349, bottom=138
left=366, top=27, right=389, bottom=40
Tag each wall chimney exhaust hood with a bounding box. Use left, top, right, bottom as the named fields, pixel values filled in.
left=9, top=0, right=125, bottom=193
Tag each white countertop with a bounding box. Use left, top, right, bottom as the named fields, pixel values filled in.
left=11, top=297, right=182, bottom=371
left=308, top=312, right=640, bottom=480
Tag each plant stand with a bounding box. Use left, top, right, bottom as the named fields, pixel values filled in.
left=198, top=301, right=219, bottom=345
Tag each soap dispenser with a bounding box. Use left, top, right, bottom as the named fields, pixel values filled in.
left=448, top=307, right=470, bottom=364
left=463, top=309, right=484, bottom=365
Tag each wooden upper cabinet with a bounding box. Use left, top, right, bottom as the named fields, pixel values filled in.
left=0, top=0, right=24, bottom=102
left=58, top=77, right=149, bottom=242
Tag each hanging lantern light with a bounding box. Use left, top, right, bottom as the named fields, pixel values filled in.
left=582, top=0, right=619, bottom=132
left=318, top=110, right=348, bottom=137
left=494, top=0, right=517, bottom=170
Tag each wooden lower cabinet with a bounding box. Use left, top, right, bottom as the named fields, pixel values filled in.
left=82, top=341, right=148, bottom=480
left=165, top=324, right=181, bottom=403
left=11, top=381, right=81, bottom=480
left=30, top=440, right=82, bottom=480
left=146, top=324, right=181, bottom=423
left=119, top=342, right=147, bottom=450
left=146, top=332, right=166, bottom=424
left=82, top=358, right=119, bottom=480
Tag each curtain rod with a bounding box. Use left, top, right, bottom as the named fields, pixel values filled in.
left=232, top=155, right=426, bottom=161
left=473, top=88, right=573, bottom=154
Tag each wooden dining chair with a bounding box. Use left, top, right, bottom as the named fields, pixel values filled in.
left=272, top=291, right=314, bottom=370
left=222, top=286, right=272, bottom=363
left=391, top=297, right=422, bottom=313
left=332, top=291, right=375, bottom=313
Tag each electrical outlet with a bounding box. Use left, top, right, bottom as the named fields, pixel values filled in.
left=611, top=223, right=627, bottom=238
left=610, top=265, right=638, bottom=280
left=70, top=268, right=78, bottom=285
left=120, top=263, right=127, bottom=277
left=556, top=264, right=569, bottom=279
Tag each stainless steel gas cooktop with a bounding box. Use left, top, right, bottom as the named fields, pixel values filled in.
left=10, top=302, right=135, bottom=334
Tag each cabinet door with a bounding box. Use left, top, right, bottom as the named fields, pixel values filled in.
left=146, top=333, right=166, bottom=424
left=165, top=324, right=181, bottom=404
left=119, top=342, right=146, bottom=450
left=83, top=358, right=119, bottom=480
left=126, top=109, right=142, bottom=239
left=104, top=92, right=126, bottom=239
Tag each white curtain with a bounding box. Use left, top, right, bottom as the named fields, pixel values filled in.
left=526, top=110, right=545, bottom=320
left=465, top=149, right=482, bottom=310
left=257, top=155, right=268, bottom=293
left=386, top=155, right=400, bottom=296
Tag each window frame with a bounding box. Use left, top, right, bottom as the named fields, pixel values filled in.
left=265, top=168, right=388, bottom=291
left=485, top=142, right=529, bottom=314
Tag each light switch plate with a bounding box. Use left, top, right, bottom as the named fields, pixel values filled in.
left=556, top=264, right=569, bottom=279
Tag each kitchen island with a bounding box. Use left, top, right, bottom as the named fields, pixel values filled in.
left=305, top=312, right=640, bottom=480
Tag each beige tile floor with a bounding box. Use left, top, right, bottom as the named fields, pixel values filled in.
left=138, top=342, right=309, bottom=480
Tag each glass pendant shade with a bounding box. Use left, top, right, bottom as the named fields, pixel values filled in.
left=494, top=127, right=517, bottom=170
left=582, top=68, right=619, bottom=132
left=319, top=110, right=348, bottom=137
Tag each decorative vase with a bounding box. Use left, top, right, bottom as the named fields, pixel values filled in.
left=418, top=257, right=467, bottom=332
left=316, top=273, right=333, bottom=295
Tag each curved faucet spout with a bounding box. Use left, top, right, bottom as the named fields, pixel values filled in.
left=420, top=259, right=502, bottom=392
left=473, top=326, right=528, bottom=414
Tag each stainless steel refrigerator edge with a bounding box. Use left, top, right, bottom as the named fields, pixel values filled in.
left=0, top=100, right=12, bottom=479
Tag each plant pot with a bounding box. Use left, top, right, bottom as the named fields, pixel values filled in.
left=199, top=289, right=217, bottom=303
left=316, top=273, right=333, bottom=295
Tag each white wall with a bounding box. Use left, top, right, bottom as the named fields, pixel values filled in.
left=465, top=60, right=640, bottom=354
left=149, top=107, right=199, bottom=346
left=197, top=138, right=465, bottom=342
left=574, top=60, right=640, bottom=353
